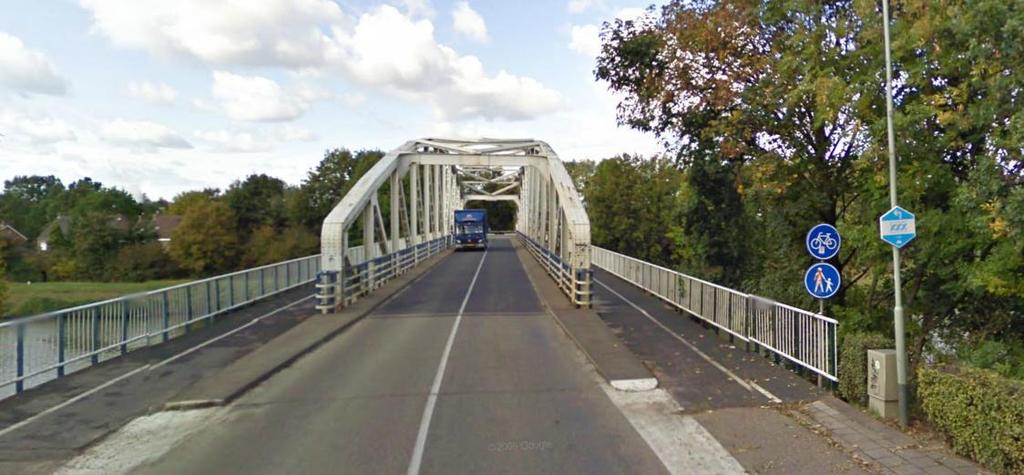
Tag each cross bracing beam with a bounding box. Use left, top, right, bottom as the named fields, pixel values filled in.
left=319, top=138, right=591, bottom=311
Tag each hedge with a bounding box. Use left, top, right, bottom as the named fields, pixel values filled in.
left=839, top=332, right=893, bottom=406
left=918, top=365, right=1024, bottom=474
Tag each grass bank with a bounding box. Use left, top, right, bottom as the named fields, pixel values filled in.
left=2, top=280, right=189, bottom=318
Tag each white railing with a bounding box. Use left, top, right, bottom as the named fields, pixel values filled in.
left=518, top=232, right=591, bottom=307
left=0, top=254, right=322, bottom=399
left=591, top=246, right=838, bottom=381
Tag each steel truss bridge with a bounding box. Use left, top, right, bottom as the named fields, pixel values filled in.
left=317, top=137, right=592, bottom=310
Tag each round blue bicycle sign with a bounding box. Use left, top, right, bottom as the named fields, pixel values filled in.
left=806, top=223, right=841, bottom=260
left=805, top=262, right=841, bottom=299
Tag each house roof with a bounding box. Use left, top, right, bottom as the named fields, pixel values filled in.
left=152, top=214, right=183, bottom=240
left=37, top=214, right=133, bottom=243
left=0, top=223, right=28, bottom=244
left=37, top=215, right=71, bottom=243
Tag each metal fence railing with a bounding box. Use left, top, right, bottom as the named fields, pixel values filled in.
left=0, top=254, right=322, bottom=399
left=317, top=236, right=453, bottom=311
left=591, top=246, right=838, bottom=382
left=518, top=233, right=592, bottom=307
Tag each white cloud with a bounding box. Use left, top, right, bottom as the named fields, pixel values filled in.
left=127, top=80, right=177, bottom=105
left=277, top=124, right=317, bottom=142
left=79, top=0, right=345, bottom=67
left=569, top=24, right=601, bottom=57
left=209, top=71, right=312, bottom=122
left=0, top=112, right=76, bottom=145
left=336, top=6, right=560, bottom=121
left=615, top=7, right=647, bottom=22
left=100, top=119, right=192, bottom=149
left=0, top=32, right=68, bottom=95
left=568, top=0, right=598, bottom=14
left=194, top=129, right=272, bottom=153
left=399, top=0, right=434, bottom=19
left=81, top=1, right=559, bottom=122
left=452, top=2, right=488, bottom=42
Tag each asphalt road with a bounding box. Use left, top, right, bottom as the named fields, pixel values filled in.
left=137, top=237, right=669, bottom=475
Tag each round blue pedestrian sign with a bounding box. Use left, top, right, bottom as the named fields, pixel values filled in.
left=806, top=223, right=841, bottom=260
left=805, top=263, right=841, bottom=299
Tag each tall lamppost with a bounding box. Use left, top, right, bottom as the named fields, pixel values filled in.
left=881, top=0, right=909, bottom=428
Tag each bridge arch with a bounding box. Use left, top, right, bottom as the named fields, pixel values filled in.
left=318, top=138, right=591, bottom=311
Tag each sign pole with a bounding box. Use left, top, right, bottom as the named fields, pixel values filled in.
left=882, top=0, right=909, bottom=428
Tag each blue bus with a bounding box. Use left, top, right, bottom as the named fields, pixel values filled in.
left=454, top=209, right=488, bottom=250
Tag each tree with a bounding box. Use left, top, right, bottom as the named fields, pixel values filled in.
left=585, top=155, right=681, bottom=266
left=224, top=174, right=287, bottom=233
left=593, top=0, right=1024, bottom=376
left=168, top=189, right=220, bottom=215
left=169, top=201, right=240, bottom=275
left=0, top=175, right=65, bottom=239
left=111, top=242, right=179, bottom=282
left=241, top=225, right=319, bottom=267
left=563, top=160, right=597, bottom=200
left=296, top=148, right=384, bottom=231
left=0, top=240, right=8, bottom=313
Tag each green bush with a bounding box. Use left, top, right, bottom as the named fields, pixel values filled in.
left=919, top=366, right=1024, bottom=474
left=839, top=332, right=893, bottom=406
left=960, top=339, right=1024, bottom=380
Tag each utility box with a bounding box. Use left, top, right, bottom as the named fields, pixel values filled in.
left=867, top=349, right=898, bottom=419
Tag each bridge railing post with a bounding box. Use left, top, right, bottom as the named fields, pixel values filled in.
left=91, top=306, right=101, bottom=365
left=121, top=300, right=130, bottom=354
left=15, top=322, right=25, bottom=393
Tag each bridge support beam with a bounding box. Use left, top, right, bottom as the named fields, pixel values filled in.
left=318, top=138, right=590, bottom=312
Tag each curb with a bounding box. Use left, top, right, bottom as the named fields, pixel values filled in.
left=512, top=238, right=658, bottom=393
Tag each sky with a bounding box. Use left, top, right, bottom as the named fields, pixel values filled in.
left=0, top=0, right=661, bottom=200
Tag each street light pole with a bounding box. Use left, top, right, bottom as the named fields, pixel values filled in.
left=882, top=0, right=909, bottom=428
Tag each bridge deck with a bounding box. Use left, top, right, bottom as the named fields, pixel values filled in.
left=129, top=237, right=671, bottom=474
left=0, top=237, right=877, bottom=474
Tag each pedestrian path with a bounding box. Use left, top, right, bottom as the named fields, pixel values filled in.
left=802, top=398, right=986, bottom=475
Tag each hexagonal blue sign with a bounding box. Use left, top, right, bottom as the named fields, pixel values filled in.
left=879, top=206, right=916, bottom=248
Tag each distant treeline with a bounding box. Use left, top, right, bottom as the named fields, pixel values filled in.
left=0, top=148, right=385, bottom=285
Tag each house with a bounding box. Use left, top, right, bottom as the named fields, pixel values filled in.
left=152, top=213, right=183, bottom=246
left=36, top=214, right=133, bottom=251
left=0, top=222, right=28, bottom=247
left=36, top=215, right=70, bottom=252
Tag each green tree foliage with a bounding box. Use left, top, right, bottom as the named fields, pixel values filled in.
left=593, top=0, right=1024, bottom=377
left=169, top=200, right=240, bottom=275
left=586, top=155, right=681, bottom=265
left=110, top=242, right=179, bottom=282
left=563, top=159, right=597, bottom=198
left=225, top=174, right=287, bottom=233
left=167, top=189, right=220, bottom=215
left=0, top=175, right=65, bottom=239
left=0, top=240, right=8, bottom=313
left=241, top=225, right=319, bottom=267
left=297, top=148, right=384, bottom=231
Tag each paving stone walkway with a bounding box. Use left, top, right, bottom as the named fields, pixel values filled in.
left=803, top=397, right=987, bottom=475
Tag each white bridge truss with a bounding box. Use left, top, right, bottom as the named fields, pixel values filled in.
left=318, top=138, right=592, bottom=311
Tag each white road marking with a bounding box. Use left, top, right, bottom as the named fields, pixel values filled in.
left=594, top=279, right=783, bottom=404
left=0, top=294, right=314, bottom=439
left=406, top=249, right=488, bottom=475
left=54, top=408, right=225, bottom=475
left=600, top=385, right=747, bottom=474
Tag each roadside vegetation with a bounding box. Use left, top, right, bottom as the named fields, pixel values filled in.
left=2, top=280, right=189, bottom=318
left=577, top=1, right=1022, bottom=471
left=0, top=148, right=384, bottom=318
